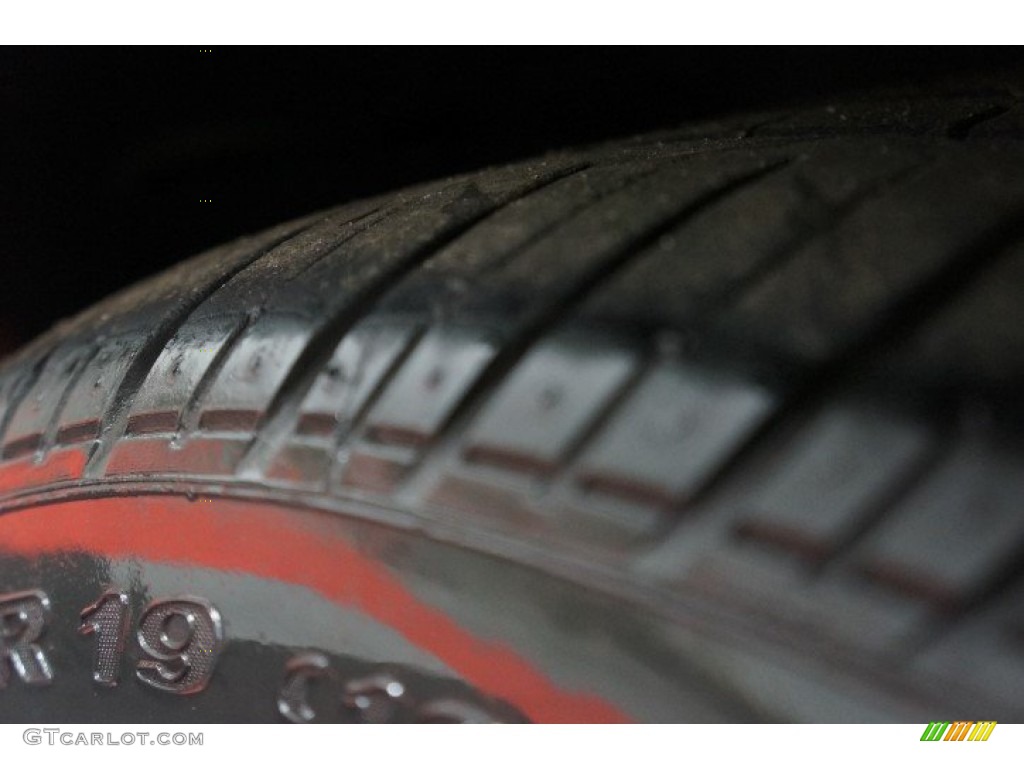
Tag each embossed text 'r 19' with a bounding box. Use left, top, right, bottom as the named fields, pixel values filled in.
left=79, top=591, right=131, bottom=687
left=136, top=597, right=224, bottom=694
left=0, top=591, right=53, bottom=687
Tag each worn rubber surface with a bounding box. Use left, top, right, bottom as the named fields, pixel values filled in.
left=2, top=89, right=1024, bottom=722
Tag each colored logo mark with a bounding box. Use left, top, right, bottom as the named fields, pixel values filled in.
left=920, top=721, right=997, bottom=741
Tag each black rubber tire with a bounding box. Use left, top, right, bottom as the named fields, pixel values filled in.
left=2, top=87, right=1024, bottom=722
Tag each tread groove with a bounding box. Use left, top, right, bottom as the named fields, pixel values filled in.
left=674, top=209, right=1024, bottom=516
left=947, top=104, right=1012, bottom=140
left=238, top=163, right=594, bottom=476
left=547, top=353, right=652, bottom=479
left=0, top=347, right=57, bottom=456
left=176, top=312, right=261, bottom=436
left=403, top=161, right=791, bottom=483
left=691, top=157, right=934, bottom=321
left=307, top=161, right=689, bottom=460
left=287, top=205, right=399, bottom=280
left=83, top=222, right=320, bottom=477
left=321, top=324, right=431, bottom=489
left=41, top=343, right=102, bottom=455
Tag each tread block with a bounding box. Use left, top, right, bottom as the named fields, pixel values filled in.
left=856, top=441, right=1024, bottom=609
left=3, top=345, right=92, bottom=457
left=266, top=320, right=420, bottom=486
left=295, top=320, right=417, bottom=438
left=575, top=362, right=774, bottom=506
left=127, top=317, right=242, bottom=434
left=734, top=406, right=928, bottom=562
left=57, top=335, right=142, bottom=442
left=463, top=334, right=639, bottom=475
left=197, top=315, right=312, bottom=432
left=362, top=326, right=495, bottom=446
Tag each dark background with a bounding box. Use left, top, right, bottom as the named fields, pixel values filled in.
left=2, top=47, right=1023, bottom=356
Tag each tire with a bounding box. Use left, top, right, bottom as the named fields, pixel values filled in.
left=1, top=89, right=1023, bottom=723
